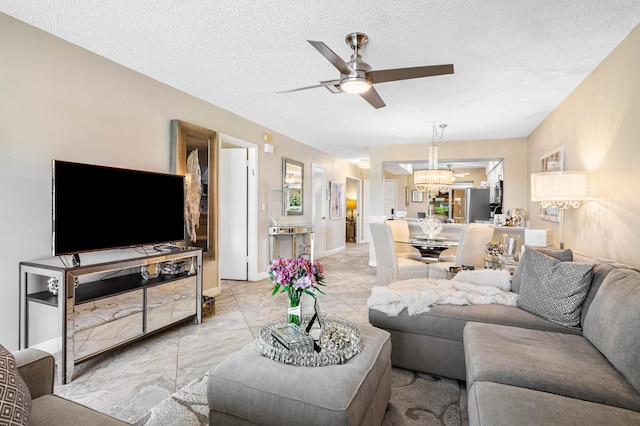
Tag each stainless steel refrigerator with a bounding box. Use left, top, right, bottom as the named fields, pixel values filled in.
left=463, top=188, right=491, bottom=224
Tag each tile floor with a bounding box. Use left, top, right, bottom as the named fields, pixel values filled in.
left=55, top=242, right=377, bottom=423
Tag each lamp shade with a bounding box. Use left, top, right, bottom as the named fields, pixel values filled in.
left=531, top=172, right=587, bottom=202
left=414, top=169, right=454, bottom=199
left=346, top=199, right=357, bottom=209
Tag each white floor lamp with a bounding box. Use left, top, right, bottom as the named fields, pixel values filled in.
left=531, top=171, right=587, bottom=249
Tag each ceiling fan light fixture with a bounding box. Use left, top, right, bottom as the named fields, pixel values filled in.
left=340, top=75, right=371, bottom=94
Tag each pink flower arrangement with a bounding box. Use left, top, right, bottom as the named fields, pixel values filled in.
left=267, top=257, right=325, bottom=305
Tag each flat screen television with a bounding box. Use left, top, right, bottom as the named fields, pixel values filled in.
left=52, top=160, right=185, bottom=256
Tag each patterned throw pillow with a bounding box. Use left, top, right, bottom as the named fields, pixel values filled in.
left=0, top=345, right=31, bottom=426
left=511, top=247, right=573, bottom=293
left=517, top=247, right=595, bottom=328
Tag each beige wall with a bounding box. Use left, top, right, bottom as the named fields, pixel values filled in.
left=0, top=14, right=359, bottom=350
left=527, top=24, right=640, bottom=266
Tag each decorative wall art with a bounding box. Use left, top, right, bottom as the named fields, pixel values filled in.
left=171, top=120, right=217, bottom=260
left=412, top=190, right=424, bottom=203
left=330, top=181, right=345, bottom=219
left=185, top=149, right=203, bottom=244
left=539, top=144, right=565, bottom=222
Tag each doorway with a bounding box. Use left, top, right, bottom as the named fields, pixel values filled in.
left=345, top=176, right=361, bottom=243
left=312, top=164, right=326, bottom=258
left=218, top=135, right=258, bottom=280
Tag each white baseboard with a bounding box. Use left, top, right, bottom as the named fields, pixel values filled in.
left=254, top=271, right=269, bottom=281
left=324, top=246, right=345, bottom=257
left=30, top=338, right=59, bottom=355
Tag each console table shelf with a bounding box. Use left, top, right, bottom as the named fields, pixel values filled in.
left=19, top=247, right=202, bottom=384
left=26, top=291, right=59, bottom=307
left=26, top=271, right=194, bottom=307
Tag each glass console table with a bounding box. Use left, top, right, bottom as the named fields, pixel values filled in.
left=268, top=224, right=314, bottom=260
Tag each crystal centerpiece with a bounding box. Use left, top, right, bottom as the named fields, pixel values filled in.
left=420, top=216, right=443, bottom=240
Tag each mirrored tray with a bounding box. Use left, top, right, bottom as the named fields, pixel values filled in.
left=258, top=314, right=362, bottom=367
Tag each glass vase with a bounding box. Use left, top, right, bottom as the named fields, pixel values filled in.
left=287, top=298, right=302, bottom=326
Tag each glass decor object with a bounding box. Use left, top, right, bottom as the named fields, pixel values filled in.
left=258, top=315, right=363, bottom=367
left=270, top=323, right=314, bottom=353
left=503, top=234, right=520, bottom=262
left=140, top=263, right=161, bottom=280
left=287, top=298, right=302, bottom=326
left=47, top=277, right=59, bottom=295
left=420, top=216, right=443, bottom=240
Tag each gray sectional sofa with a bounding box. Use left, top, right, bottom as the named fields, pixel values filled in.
left=2, top=347, right=129, bottom=425
left=369, top=247, right=640, bottom=425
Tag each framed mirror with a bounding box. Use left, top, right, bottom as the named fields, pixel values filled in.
left=283, top=157, right=303, bottom=216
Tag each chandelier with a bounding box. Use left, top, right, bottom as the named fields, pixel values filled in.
left=414, top=123, right=453, bottom=199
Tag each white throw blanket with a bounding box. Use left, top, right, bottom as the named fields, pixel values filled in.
left=367, top=270, right=518, bottom=317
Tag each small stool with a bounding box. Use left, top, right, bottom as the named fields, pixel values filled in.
left=207, top=324, right=391, bottom=425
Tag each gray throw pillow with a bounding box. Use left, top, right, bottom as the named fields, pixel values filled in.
left=517, top=247, right=595, bottom=328
left=511, top=247, right=573, bottom=293
left=0, top=345, right=31, bottom=426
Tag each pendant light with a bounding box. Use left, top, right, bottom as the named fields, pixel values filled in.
left=414, top=123, right=453, bottom=200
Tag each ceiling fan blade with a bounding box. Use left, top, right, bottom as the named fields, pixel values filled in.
left=307, top=40, right=354, bottom=75
left=359, top=86, right=386, bottom=109
left=368, top=64, right=454, bottom=84
left=277, top=80, right=340, bottom=94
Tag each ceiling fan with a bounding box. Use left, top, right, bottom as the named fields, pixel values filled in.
left=277, top=32, right=454, bottom=109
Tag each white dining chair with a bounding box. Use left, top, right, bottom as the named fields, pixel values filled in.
left=427, top=225, right=495, bottom=279
left=385, top=219, right=423, bottom=261
left=369, top=223, right=430, bottom=286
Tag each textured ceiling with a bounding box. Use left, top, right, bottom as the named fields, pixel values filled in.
left=2, top=1, right=639, bottom=164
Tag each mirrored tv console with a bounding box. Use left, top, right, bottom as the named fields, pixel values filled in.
left=19, top=247, right=202, bottom=384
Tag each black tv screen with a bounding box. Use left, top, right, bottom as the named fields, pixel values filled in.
left=53, top=160, right=185, bottom=256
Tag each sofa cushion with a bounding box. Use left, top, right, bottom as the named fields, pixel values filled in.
left=583, top=268, right=640, bottom=394
left=468, top=381, right=640, bottom=426
left=517, top=247, right=594, bottom=328
left=29, top=395, right=130, bottom=425
left=464, top=322, right=640, bottom=412
left=511, top=247, right=573, bottom=293
left=0, top=345, right=31, bottom=426
left=573, top=251, right=639, bottom=325
left=369, top=303, right=582, bottom=344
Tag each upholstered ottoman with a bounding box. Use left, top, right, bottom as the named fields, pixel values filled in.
left=207, top=324, right=391, bottom=426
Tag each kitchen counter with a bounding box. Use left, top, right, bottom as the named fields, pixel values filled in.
left=405, top=221, right=552, bottom=247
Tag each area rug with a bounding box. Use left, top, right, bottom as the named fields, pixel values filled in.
left=136, top=367, right=468, bottom=426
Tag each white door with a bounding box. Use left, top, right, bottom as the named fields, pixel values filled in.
left=312, top=164, right=326, bottom=258
left=384, top=179, right=397, bottom=217
left=219, top=148, right=248, bottom=280
left=363, top=179, right=370, bottom=243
